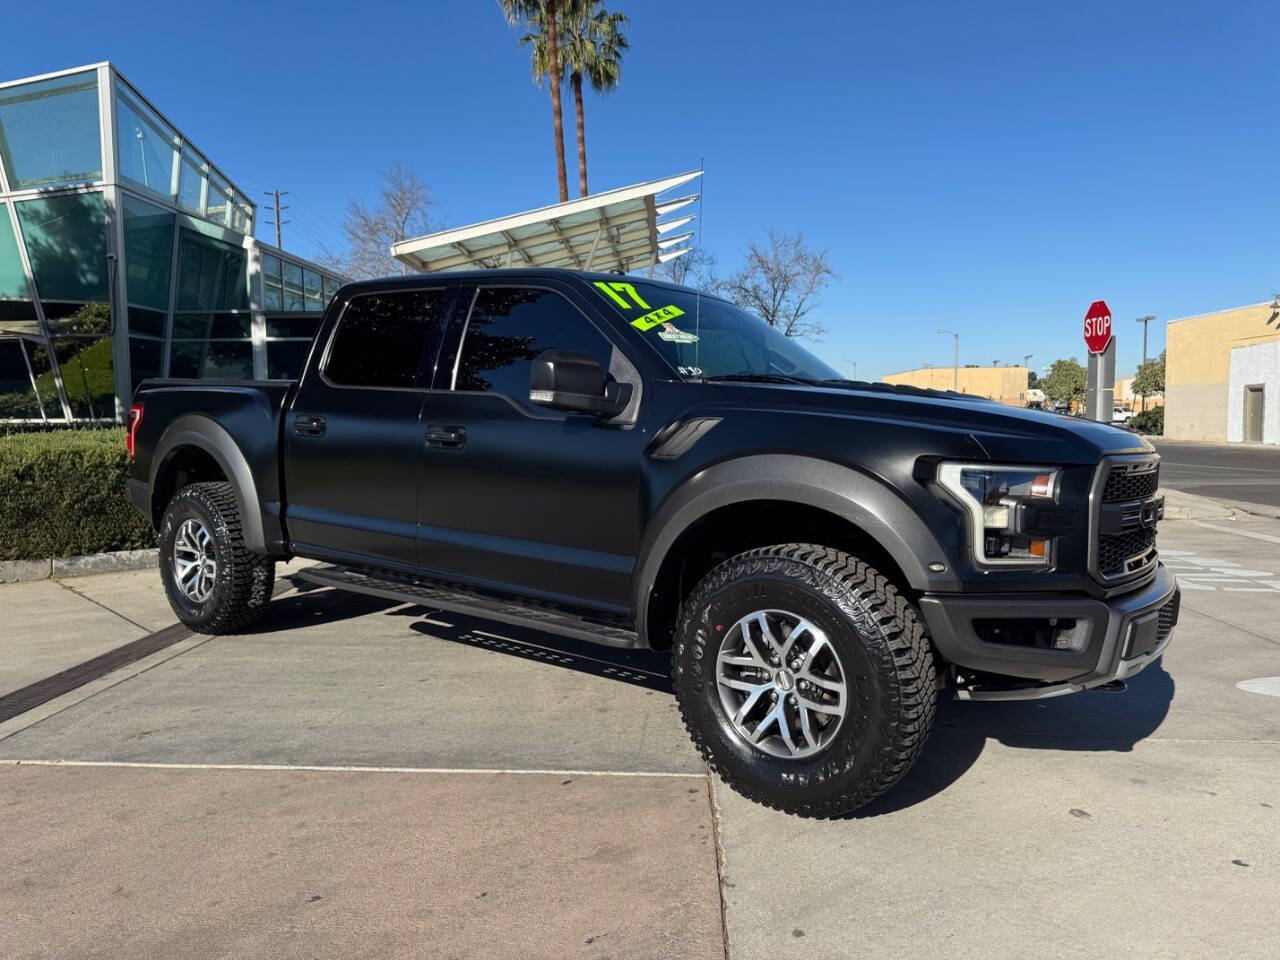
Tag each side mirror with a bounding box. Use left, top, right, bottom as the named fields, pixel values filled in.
left=529, top=349, right=632, bottom=418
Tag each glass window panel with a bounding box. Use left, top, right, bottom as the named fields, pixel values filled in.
left=128, top=336, right=163, bottom=391
left=324, top=277, right=341, bottom=304
left=116, top=94, right=178, bottom=199
left=0, top=299, right=40, bottom=336
left=266, top=314, right=318, bottom=338
left=262, top=254, right=282, bottom=281
left=128, top=307, right=166, bottom=338
left=122, top=195, right=174, bottom=311
left=54, top=334, right=115, bottom=419
left=16, top=192, right=109, bottom=302
left=41, top=301, right=112, bottom=336
left=172, top=311, right=251, bottom=339
left=175, top=228, right=248, bottom=312
left=323, top=289, right=450, bottom=388
left=205, top=173, right=231, bottom=225
left=169, top=340, right=252, bottom=379
left=0, top=203, right=31, bottom=299
left=231, top=197, right=252, bottom=234
left=263, top=280, right=282, bottom=311
left=303, top=269, right=323, bottom=310
left=0, top=338, right=42, bottom=419
left=267, top=340, right=312, bottom=380
left=0, top=72, right=101, bottom=190
left=282, top=261, right=304, bottom=311
left=24, top=338, right=64, bottom=417
left=178, top=149, right=205, bottom=213
left=455, top=288, right=612, bottom=404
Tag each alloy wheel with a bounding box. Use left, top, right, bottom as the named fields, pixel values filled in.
left=715, top=609, right=848, bottom=759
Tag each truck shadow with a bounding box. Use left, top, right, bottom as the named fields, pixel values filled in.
left=857, top=663, right=1176, bottom=817
left=406, top=612, right=673, bottom=693
left=258, top=584, right=1175, bottom=816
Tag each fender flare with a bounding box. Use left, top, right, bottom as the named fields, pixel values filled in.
left=151, top=414, right=268, bottom=554
left=633, top=454, right=959, bottom=642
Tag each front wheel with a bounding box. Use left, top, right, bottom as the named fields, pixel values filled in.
left=673, top=544, right=937, bottom=818
left=159, top=482, right=275, bottom=633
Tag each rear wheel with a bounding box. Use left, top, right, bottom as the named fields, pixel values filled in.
left=672, top=543, right=936, bottom=818
left=159, top=482, right=274, bottom=633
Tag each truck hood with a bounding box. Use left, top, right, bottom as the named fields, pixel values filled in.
left=700, top=381, right=1150, bottom=465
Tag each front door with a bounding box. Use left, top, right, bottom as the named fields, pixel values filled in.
left=283, top=286, right=455, bottom=569
left=416, top=282, right=647, bottom=614
left=1244, top=385, right=1264, bottom=442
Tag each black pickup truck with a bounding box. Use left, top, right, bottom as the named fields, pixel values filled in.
left=127, top=269, right=1178, bottom=817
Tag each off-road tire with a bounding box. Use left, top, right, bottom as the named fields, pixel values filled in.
left=159, top=482, right=275, bottom=633
left=673, top=543, right=937, bottom=818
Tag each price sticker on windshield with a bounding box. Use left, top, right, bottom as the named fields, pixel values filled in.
left=631, top=304, right=685, bottom=332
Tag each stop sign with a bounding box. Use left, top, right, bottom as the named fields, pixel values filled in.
left=1084, top=300, right=1113, bottom=354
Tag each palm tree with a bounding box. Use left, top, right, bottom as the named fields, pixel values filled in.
left=521, top=0, right=629, bottom=197
left=502, top=0, right=570, bottom=202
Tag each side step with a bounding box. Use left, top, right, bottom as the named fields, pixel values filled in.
left=294, top=564, right=641, bottom=649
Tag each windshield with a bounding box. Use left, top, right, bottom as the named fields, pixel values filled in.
left=590, top=279, right=842, bottom=382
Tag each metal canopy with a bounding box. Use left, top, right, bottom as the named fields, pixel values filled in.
left=390, top=170, right=701, bottom=275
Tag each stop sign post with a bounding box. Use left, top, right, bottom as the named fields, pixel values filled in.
left=1083, top=299, right=1116, bottom=422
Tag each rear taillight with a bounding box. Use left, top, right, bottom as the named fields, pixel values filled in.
left=126, top=403, right=143, bottom=461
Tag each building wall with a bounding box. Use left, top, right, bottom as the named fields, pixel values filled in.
left=1165, top=302, right=1280, bottom=441
left=1116, top=375, right=1163, bottom=410
left=1227, top=342, right=1279, bottom=444
left=882, top=366, right=1030, bottom=406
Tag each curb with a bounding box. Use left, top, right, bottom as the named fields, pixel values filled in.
left=0, top=548, right=158, bottom=585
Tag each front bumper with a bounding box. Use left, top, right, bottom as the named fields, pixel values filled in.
left=919, top=563, right=1179, bottom=701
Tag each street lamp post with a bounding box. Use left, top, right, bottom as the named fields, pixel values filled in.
left=1135, top=315, right=1154, bottom=412
left=843, top=358, right=858, bottom=381
left=937, top=329, right=959, bottom=391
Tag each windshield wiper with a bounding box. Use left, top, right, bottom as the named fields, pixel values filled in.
left=700, top=373, right=817, bottom=386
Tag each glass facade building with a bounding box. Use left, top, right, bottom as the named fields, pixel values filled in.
left=0, top=64, right=343, bottom=423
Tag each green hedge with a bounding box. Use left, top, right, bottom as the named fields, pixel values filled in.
left=1130, top=407, right=1164, bottom=435
left=0, top=427, right=157, bottom=561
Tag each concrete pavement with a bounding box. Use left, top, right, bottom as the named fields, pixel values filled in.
left=2, top=515, right=1279, bottom=959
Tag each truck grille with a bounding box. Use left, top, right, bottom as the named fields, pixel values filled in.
left=1092, top=457, right=1161, bottom=583
left=1102, top=464, right=1160, bottom=502
left=1156, top=592, right=1179, bottom=647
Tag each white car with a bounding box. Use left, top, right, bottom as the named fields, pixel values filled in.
left=1112, top=406, right=1134, bottom=425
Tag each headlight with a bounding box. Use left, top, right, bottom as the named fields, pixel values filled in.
left=937, top=463, right=1061, bottom=567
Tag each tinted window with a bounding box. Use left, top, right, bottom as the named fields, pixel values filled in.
left=325, top=289, right=450, bottom=388
left=455, top=287, right=613, bottom=402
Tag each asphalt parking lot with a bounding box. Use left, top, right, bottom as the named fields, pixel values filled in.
left=2, top=503, right=1278, bottom=959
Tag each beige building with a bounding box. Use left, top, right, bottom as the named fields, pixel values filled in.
left=883, top=366, right=1030, bottom=407
left=1116, top=375, right=1163, bottom=411
left=1165, top=301, right=1280, bottom=443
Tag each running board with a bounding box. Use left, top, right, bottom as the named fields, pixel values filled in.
left=294, top=564, right=641, bottom=649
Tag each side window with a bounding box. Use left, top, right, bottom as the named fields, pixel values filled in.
left=324, top=288, right=450, bottom=388
left=454, top=287, right=614, bottom=402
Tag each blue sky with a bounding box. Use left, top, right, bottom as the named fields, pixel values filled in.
left=8, top=0, right=1280, bottom=380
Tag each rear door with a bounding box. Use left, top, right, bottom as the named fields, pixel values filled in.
left=283, top=284, right=456, bottom=569
left=415, top=280, right=648, bottom=613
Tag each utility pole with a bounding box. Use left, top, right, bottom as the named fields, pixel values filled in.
left=264, top=189, right=289, bottom=248
left=843, top=358, right=858, bottom=381
left=937, top=329, right=959, bottom=391
left=1135, top=315, right=1154, bottom=412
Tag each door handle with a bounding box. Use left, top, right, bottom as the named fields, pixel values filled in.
left=293, top=414, right=326, bottom=438
left=425, top=424, right=466, bottom=449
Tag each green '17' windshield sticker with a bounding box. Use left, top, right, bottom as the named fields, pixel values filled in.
left=631, top=304, right=685, bottom=332
left=594, top=281, right=650, bottom=310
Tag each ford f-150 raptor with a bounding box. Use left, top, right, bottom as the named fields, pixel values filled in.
left=127, top=269, right=1179, bottom=817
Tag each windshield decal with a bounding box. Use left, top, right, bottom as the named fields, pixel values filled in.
left=657, top=324, right=698, bottom=343
left=593, top=281, right=650, bottom=311
left=631, top=304, right=686, bottom=332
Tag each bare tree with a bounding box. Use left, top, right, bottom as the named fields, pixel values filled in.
left=723, top=229, right=835, bottom=339
left=657, top=243, right=719, bottom=290
left=326, top=163, right=434, bottom=279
